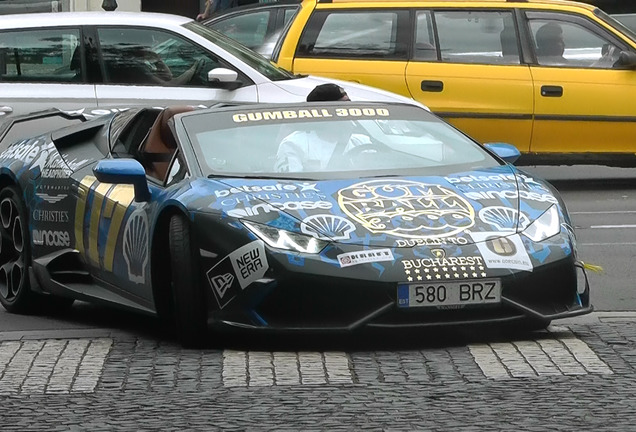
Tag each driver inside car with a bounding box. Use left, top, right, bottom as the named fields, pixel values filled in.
left=137, top=48, right=204, bottom=86
left=274, top=120, right=372, bottom=172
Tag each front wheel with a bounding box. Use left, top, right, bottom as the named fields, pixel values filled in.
left=0, top=186, right=37, bottom=313
left=168, top=214, right=207, bottom=347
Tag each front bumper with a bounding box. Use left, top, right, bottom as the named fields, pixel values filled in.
left=208, top=256, right=592, bottom=332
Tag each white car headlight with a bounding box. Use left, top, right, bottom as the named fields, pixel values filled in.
left=521, top=205, right=560, bottom=242
left=243, top=221, right=328, bottom=254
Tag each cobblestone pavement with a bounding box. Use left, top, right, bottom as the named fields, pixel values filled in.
left=2, top=316, right=636, bottom=430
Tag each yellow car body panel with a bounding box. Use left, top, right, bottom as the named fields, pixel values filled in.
left=274, top=0, right=636, bottom=162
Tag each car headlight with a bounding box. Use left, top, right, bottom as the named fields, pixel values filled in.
left=243, top=221, right=328, bottom=254
left=521, top=205, right=560, bottom=242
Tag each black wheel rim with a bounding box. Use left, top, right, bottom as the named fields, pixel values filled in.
left=0, top=197, right=25, bottom=302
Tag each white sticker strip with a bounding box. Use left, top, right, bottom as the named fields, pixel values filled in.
left=337, top=248, right=394, bottom=268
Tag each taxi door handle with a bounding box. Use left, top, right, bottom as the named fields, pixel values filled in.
left=421, top=80, right=444, bottom=92
left=541, top=85, right=563, bottom=97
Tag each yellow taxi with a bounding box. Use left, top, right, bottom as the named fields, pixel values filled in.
left=215, top=0, right=636, bottom=164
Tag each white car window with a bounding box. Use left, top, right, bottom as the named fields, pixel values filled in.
left=0, top=28, right=82, bottom=83
left=97, top=27, right=245, bottom=87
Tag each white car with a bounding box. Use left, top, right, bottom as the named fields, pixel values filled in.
left=0, top=11, right=422, bottom=118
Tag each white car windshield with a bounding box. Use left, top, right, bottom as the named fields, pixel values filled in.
left=184, top=21, right=295, bottom=81
left=183, top=103, right=501, bottom=180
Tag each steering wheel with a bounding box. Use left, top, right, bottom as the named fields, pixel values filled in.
left=343, top=142, right=390, bottom=166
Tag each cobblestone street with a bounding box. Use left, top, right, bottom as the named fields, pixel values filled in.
left=1, top=315, right=636, bottom=430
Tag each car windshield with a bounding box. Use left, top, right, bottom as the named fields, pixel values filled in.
left=595, top=9, right=636, bottom=43
left=183, top=103, right=500, bottom=180
left=183, top=21, right=295, bottom=81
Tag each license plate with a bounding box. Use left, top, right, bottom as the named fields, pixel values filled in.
left=397, top=280, right=501, bottom=308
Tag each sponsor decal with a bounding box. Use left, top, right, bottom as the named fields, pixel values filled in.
left=219, top=191, right=321, bottom=206
left=338, top=180, right=474, bottom=240
left=32, top=209, right=69, bottom=223
left=479, top=206, right=530, bottom=231
left=232, top=107, right=389, bottom=123
left=210, top=273, right=235, bottom=299
left=401, top=251, right=486, bottom=282
left=231, top=241, right=268, bottom=287
left=214, top=182, right=318, bottom=198
left=337, top=249, right=394, bottom=268
left=32, top=229, right=70, bottom=247
left=463, top=190, right=558, bottom=204
left=470, top=231, right=532, bottom=272
left=0, top=139, right=53, bottom=165
left=206, top=241, right=268, bottom=309
left=301, top=214, right=355, bottom=241
left=227, top=200, right=332, bottom=218
left=396, top=237, right=469, bottom=247
left=122, top=209, right=149, bottom=284
left=35, top=192, right=66, bottom=204
left=445, top=173, right=539, bottom=185
left=0, top=139, right=90, bottom=178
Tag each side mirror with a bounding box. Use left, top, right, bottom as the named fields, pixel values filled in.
left=93, top=159, right=151, bottom=202
left=207, top=68, right=242, bottom=90
left=484, top=142, right=521, bottom=164
left=615, top=51, right=636, bottom=69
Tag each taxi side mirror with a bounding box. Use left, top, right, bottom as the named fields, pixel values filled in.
left=615, top=51, right=636, bottom=69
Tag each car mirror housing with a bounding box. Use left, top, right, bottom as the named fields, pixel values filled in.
left=93, top=159, right=151, bottom=202
left=616, top=51, right=636, bottom=69
left=207, top=68, right=242, bottom=90
left=483, top=142, right=521, bottom=164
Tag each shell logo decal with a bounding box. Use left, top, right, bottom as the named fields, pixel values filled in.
left=337, top=180, right=474, bottom=239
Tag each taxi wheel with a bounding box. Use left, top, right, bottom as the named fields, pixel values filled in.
left=168, top=213, right=207, bottom=347
left=0, top=186, right=37, bottom=314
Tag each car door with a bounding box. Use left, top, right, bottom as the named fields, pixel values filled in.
left=405, top=9, right=534, bottom=152
left=524, top=11, right=636, bottom=155
left=288, top=8, right=411, bottom=98
left=0, top=27, right=97, bottom=118
left=92, top=26, right=257, bottom=109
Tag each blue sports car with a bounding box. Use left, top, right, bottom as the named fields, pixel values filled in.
left=0, top=102, right=592, bottom=346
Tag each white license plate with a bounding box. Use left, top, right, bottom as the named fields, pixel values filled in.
left=397, top=280, right=501, bottom=308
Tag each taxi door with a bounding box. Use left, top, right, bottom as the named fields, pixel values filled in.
left=405, top=9, right=534, bottom=151
left=284, top=7, right=412, bottom=98
left=526, top=12, right=636, bottom=155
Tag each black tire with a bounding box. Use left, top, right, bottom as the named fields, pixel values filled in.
left=0, top=185, right=37, bottom=313
left=168, top=213, right=207, bottom=347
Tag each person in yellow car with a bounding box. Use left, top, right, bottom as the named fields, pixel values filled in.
left=535, top=22, right=568, bottom=65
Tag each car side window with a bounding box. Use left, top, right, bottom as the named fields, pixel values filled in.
left=211, top=11, right=272, bottom=50
left=528, top=16, right=623, bottom=69
left=414, top=11, right=438, bottom=60
left=97, top=27, right=228, bottom=87
left=166, top=152, right=189, bottom=187
left=0, top=28, right=82, bottom=83
left=434, top=10, right=520, bottom=65
left=297, top=10, right=408, bottom=59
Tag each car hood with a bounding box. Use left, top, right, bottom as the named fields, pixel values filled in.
left=205, top=166, right=559, bottom=247
left=268, top=75, right=430, bottom=110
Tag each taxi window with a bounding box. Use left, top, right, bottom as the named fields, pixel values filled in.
left=433, top=10, right=520, bottom=65
left=297, top=10, right=409, bottom=59
left=528, top=14, right=625, bottom=69
left=0, top=28, right=82, bottom=83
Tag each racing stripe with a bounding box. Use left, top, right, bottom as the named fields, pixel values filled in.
left=74, top=176, right=98, bottom=255
left=102, top=185, right=135, bottom=271
left=88, top=182, right=114, bottom=266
